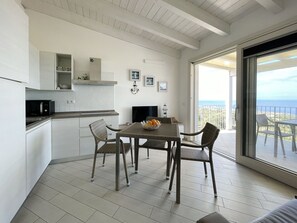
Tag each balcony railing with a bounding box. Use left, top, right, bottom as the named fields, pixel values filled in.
left=198, top=104, right=297, bottom=134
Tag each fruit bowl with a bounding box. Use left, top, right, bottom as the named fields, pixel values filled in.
left=141, top=119, right=161, bottom=130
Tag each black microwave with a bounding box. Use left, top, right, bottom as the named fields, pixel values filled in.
left=26, top=100, right=55, bottom=116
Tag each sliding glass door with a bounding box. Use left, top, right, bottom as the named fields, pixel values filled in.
left=240, top=32, right=297, bottom=184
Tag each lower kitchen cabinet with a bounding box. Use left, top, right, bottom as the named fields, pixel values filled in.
left=51, top=115, right=118, bottom=160
left=79, top=116, right=119, bottom=156
left=26, top=120, right=51, bottom=195
left=52, top=118, right=79, bottom=160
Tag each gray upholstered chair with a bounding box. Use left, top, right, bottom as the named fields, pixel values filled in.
left=139, top=116, right=174, bottom=179
left=89, top=119, right=131, bottom=185
left=169, top=122, right=220, bottom=197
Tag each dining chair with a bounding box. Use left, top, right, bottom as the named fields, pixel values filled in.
left=168, top=122, right=220, bottom=197
left=256, top=114, right=293, bottom=156
left=139, top=116, right=174, bottom=179
left=106, top=125, right=134, bottom=166
left=89, top=119, right=131, bottom=185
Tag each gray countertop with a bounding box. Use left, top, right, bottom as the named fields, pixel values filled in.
left=26, top=110, right=119, bottom=131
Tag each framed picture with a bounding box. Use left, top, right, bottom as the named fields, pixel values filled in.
left=144, top=75, right=155, bottom=87
left=129, top=69, right=141, bottom=81
left=158, top=81, right=168, bottom=92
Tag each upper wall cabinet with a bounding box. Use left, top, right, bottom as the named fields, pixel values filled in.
left=40, top=51, right=73, bottom=91
left=0, top=0, right=29, bottom=82
left=25, top=43, right=40, bottom=90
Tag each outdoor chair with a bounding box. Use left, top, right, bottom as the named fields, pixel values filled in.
left=139, top=116, right=174, bottom=179
left=89, top=119, right=132, bottom=185
left=168, top=122, right=220, bottom=197
left=256, top=114, right=293, bottom=157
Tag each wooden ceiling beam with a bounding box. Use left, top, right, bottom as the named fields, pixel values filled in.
left=156, top=0, right=230, bottom=36
left=255, top=0, right=284, bottom=14
left=22, top=0, right=181, bottom=58
left=82, top=0, right=199, bottom=49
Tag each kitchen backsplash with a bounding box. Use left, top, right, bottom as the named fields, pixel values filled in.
left=26, top=85, right=114, bottom=112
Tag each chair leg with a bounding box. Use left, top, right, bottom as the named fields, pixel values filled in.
left=129, top=138, right=134, bottom=167
left=210, top=161, right=217, bottom=197
left=203, top=162, right=207, bottom=177
left=264, top=134, right=268, bottom=145
left=147, top=148, right=150, bottom=159
left=91, top=146, right=98, bottom=182
left=102, top=153, right=106, bottom=166
left=122, top=150, right=130, bottom=186
left=168, top=157, right=176, bottom=192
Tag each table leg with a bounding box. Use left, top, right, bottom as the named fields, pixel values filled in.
left=176, top=140, right=181, bottom=204
left=134, top=138, right=139, bottom=173
left=274, top=123, right=279, bottom=157
left=290, top=125, right=296, bottom=152
left=116, top=134, right=120, bottom=191
left=166, top=141, right=171, bottom=180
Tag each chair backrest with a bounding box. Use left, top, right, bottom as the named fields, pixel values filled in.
left=256, top=114, right=269, bottom=127
left=201, top=122, right=220, bottom=150
left=89, top=119, right=107, bottom=143
left=146, top=116, right=173, bottom=124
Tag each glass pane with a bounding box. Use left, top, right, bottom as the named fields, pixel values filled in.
left=255, top=48, right=297, bottom=172
left=195, top=52, right=236, bottom=158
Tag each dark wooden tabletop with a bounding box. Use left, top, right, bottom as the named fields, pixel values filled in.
left=116, top=122, right=180, bottom=141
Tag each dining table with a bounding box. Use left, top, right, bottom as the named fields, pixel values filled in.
left=274, top=119, right=297, bottom=157
left=115, top=122, right=181, bottom=203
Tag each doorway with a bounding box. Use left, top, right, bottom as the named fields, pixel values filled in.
left=194, top=51, right=236, bottom=158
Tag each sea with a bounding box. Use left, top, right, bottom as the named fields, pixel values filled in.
left=199, top=100, right=297, bottom=114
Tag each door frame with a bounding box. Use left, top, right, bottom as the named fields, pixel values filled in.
left=236, top=23, right=297, bottom=188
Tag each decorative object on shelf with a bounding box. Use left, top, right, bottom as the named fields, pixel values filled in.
left=130, top=81, right=139, bottom=94
left=58, top=84, right=70, bottom=89
left=144, top=75, right=155, bottom=87
left=162, top=104, right=168, bottom=117
left=129, top=69, right=141, bottom=81
left=158, top=81, right=168, bottom=92
left=77, top=73, right=89, bottom=80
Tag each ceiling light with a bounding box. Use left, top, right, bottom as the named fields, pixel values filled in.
left=258, top=59, right=280, bottom=66
left=224, top=61, right=231, bottom=66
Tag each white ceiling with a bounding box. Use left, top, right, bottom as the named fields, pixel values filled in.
left=21, top=0, right=284, bottom=58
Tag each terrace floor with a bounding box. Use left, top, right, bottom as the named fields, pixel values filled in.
left=12, top=146, right=297, bottom=223
left=215, top=130, right=297, bottom=173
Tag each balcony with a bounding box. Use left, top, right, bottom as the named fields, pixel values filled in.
left=198, top=104, right=297, bottom=173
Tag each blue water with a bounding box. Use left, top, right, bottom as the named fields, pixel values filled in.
left=199, top=100, right=297, bottom=114
left=199, top=100, right=297, bottom=107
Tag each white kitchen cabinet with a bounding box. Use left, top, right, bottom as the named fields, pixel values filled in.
left=40, top=52, right=73, bottom=90
left=52, top=118, right=79, bottom=159
left=26, top=120, right=51, bottom=194
left=79, top=116, right=119, bottom=156
left=40, top=51, right=56, bottom=90
left=0, top=0, right=28, bottom=82
left=0, top=79, right=26, bottom=223
left=26, top=43, right=40, bottom=89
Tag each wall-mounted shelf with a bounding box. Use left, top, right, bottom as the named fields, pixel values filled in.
left=73, top=79, right=117, bottom=86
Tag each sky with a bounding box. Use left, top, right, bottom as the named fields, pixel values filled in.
left=198, top=65, right=297, bottom=102
left=197, top=65, right=236, bottom=101
left=257, top=67, right=297, bottom=100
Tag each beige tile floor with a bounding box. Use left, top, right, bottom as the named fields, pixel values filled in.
left=12, top=149, right=297, bottom=223
left=215, top=130, right=297, bottom=173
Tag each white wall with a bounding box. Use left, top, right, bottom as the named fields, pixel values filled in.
left=26, top=10, right=180, bottom=124
left=179, top=0, right=297, bottom=131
